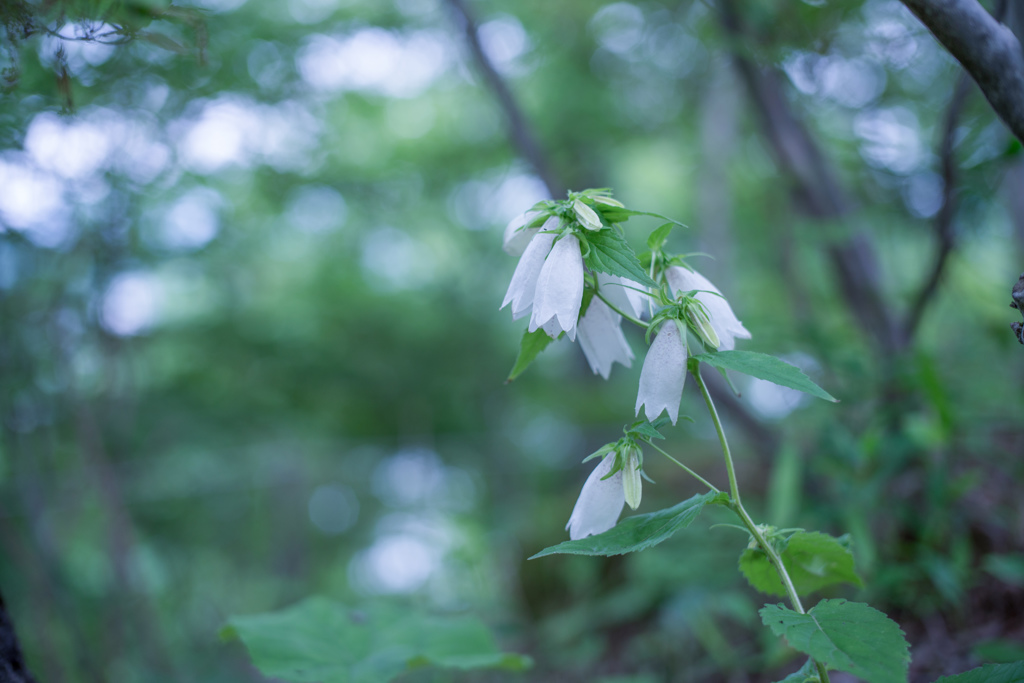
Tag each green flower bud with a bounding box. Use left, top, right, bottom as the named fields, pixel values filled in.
left=687, top=302, right=720, bottom=349
left=573, top=198, right=603, bottom=231
left=622, top=446, right=642, bottom=510
left=592, top=195, right=624, bottom=208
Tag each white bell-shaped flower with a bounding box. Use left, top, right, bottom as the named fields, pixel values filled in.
left=597, top=272, right=647, bottom=319
left=566, top=453, right=625, bottom=540
left=665, top=267, right=751, bottom=350
left=528, top=234, right=584, bottom=341
left=503, top=213, right=558, bottom=256
left=577, top=297, right=633, bottom=379
left=501, top=231, right=557, bottom=320
left=635, top=320, right=688, bottom=424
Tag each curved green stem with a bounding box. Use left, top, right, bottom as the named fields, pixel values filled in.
left=648, top=442, right=720, bottom=494
left=594, top=290, right=648, bottom=329
left=691, top=367, right=830, bottom=683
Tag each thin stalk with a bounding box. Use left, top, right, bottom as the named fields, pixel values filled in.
left=692, top=368, right=830, bottom=683
left=648, top=442, right=720, bottom=493
left=594, top=290, right=649, bottom=329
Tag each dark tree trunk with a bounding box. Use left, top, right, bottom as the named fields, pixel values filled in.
left=0, top=592, right=36, bottom=683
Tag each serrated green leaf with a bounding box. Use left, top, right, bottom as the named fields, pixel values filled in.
left=775, top=658, right=818, bottom=683
left=583, top=229, right=659, bottom=289
left=693, top=351, right=838, bottom=402
left=760, top=599, right=909, bottom=683
left=223, top=597, right=531, bottom=683
left=529, top=491, right=726, bottom=559
left=934, top=661, right=1024, bottom=683
left=740, top=532, right=863, bottom=597
left=507, top=328, right=554, bottom=381
left=646, top=223, right=675, bottom=251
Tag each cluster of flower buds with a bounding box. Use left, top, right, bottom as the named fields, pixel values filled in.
left=501, top=189, right=751, bottom=539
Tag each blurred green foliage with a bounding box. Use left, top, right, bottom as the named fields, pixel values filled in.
left=1, top=0, right=1023, bottom=681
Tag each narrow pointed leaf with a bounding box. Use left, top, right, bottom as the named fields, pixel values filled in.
left=934, top=662, right=1024, bottom=683
left=740, top=532, right=863, bottom=597
left=597, top=207, right=687, bottom=227
left=760, top=599, right=909, bottom=683
left=693, top=351, right=837, bottom=402
left=507, top=328, right=555, bottom=381
left=646, top=223, right=675, bottom=250
left=583, top=230, right=659, bottom=289
left=626, top=420, right=666, bottom=441
left=530, top=491, right=726, bottom=559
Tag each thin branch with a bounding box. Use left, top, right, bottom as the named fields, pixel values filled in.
left=904, top=73, right=973, bottom=339
left=717, top=0, right=903, bottom=353
left=899, top=0, right=1024, bottom=144
left=444, top=0, right=563, bottom=198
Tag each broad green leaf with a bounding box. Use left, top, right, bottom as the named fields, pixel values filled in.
left=740, top=532, right=863, bottom=597
left=530, top=491, right=726, bottom=559
left=583, top=229, right=659, bottom=289
left=507, top=328, right=554, bottom=381
left=693, top=351, right=838, bottom=402
left=934, top=661, right=1024, bottom=683
left=760, top=599, right=909, bottom=683
left=222, top=596, right=531, bottom=683
left=646, top=223, right=675, bottom=251
left=775, top=658, right=818, bottom=683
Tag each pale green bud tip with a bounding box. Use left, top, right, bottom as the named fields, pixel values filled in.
left=622, top=447, right=642, bottom=510
left=593, top=195, right=624, bottom=208
left=687, top=303, right=720, bottom=349
left=573, top=198, right=602, bottom=231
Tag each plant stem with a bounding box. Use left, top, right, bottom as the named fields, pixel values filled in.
left=691, top=368, right=831, bottom=683
left=648, top=442, right=720, bottom=493
left=594, top=290, right=648, bottom=328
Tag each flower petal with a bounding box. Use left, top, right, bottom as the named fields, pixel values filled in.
left=577, top=297, right=633, bottom=379
left=665, top=266, right=751, bottom=350
left=501, top=231, right=556, bottom=320
left=597, top=272, right=648, bottom=319
left=529, top=234, right=584, bottom=341
left=503, top=214, right=558, bottom=256
left=566, top=453, right=625, bottom=540
left=635, top=320, right=687, bottom=424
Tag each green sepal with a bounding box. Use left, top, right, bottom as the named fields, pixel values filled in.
left=646, top=222, right=675, bottom=251
left=530, top=491, right=727, bottom=559
left=506, top=328, right=556, bottom=382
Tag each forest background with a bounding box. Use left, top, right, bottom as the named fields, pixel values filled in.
left=1, top=0, right=1023, bottom=681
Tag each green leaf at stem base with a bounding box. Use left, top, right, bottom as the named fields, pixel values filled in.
left=760, top=599, right=909, bottom=683
left=530, top=491, right=726, bottom=559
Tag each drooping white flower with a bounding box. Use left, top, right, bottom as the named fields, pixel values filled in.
left=503, top=213, right=558, bottom=256
left=501, top=231, right=557, bottom=320
left=635, top=320, right=688, bottom=424
left=665, top=266, right=751, bottom=351
left=566, top=453, right=625, bottom=540
left=597, top=272, right=647, bottom=319
left=528, top=234, right=584, bottom=341
left=577, top=297, right=633, bottom=379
